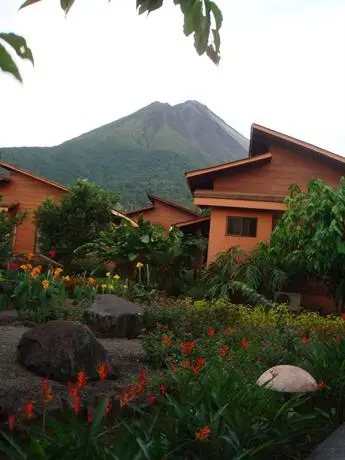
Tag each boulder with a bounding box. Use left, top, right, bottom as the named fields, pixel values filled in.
left=256, top=365, right=318, bottom=393
left=85, top=294, right=144, bottom=339
left=17, top=320, right=118, bottom=382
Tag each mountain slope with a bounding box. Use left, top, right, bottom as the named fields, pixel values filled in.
left=1, top=101, right=249, bottom=208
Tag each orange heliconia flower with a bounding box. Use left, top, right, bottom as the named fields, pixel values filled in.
left=120, top=389, right=133, bottom=408
left=97, top=361, right=109, bottom=381
left=162, top=334, right=173, bottom=346
left=88, top=277, right=96, bottom=285
left=54, top=267, right=63, bottom=278
left=68, top=381, right=79, bottom=399
left=77, top=370, right=88, bottom=389
left=31, top=265, right=42, bottom=279
left=41, top=279, right=50, bottom=290
left=219, top=346, right=229, bottom=357
left=180, top=340, right=196, bottom=354
left=195, top=425, right=211, bottom=441
left=8, top=414, right=15, bottom=431
left=208, top=327, right=215, bottom=337
left=24, top=400, right=34, bottom=420
left=242, top=337, right=248, bottom=350
left=40, top=378, right=54, bottom=404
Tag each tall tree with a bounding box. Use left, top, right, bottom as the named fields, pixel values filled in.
left=269, top=179, right=345, bottom=312
left=1, top=0, right=222, bottom=82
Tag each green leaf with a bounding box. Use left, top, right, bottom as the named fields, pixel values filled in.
left=19, top=0, right=42, bottom=10
left=0, top=43, right=21, bottom=82
left=212, top=28, right=220, bottom=53
left=0, top=33, right=34, bottom=65
left=128, top=253, right=138, bottom=262
left=137, top=0, right=163, bottom=15
left=140, top=235, right=150, bottom=244
left=60, top=0, right=75, bottom=14
left=210, top=1, right=223, bottom=30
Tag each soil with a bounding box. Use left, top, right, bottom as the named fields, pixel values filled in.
left=0, top=325, right=147, bottom=420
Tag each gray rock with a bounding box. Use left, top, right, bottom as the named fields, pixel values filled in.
left=308, top=423, right=345, bottom=459
left=85, top=294, right=144, bottom=339
left=17, top=320, right=118, bottom=382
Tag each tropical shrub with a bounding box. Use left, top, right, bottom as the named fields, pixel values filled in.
left=269, top=179, right=345, bottom=312
left=34, top=179, right=122, bottom=267
left=77, top=218, right=207, bottom=296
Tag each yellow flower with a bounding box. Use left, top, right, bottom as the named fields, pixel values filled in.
left=42, top=280, right=50, bottom=290
left=63, top=275, right=71, bottom=281
left=101, top=284, right=107, bottom=290
left=123, top=284, right=128, bottom=289
left=108, top=284, right=114, bottom=291
left=54, top=267, right=63, bottom=278
left=88, top=277, right=96, bottom=285
left=136, top=262, right=144, bottom=269
left=113, top=274, right=120, bottom=280
left=26, top=252, right=33, bottom=261
left=20, top=264, right=28, bottom=271
left=31, top=265, right=42, bottom=279
left=106, top=272, right=111, bottom=278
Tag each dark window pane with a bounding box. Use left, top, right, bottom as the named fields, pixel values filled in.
left=227, top=217, right=242, bottom=235
left=227, top=217, right=257, bottom=237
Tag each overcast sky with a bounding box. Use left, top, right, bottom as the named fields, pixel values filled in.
left=0, top=0, right=344, bottom=155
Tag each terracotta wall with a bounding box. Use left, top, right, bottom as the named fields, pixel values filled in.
left=214, top=145, right=344, bottom=195
left=130, top=200, right=196, bottom=229
left=207, top=207, right=273, bottom=265
left=0, top=171, right=66, bottom=254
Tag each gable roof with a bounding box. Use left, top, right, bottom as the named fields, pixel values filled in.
left=185, top=123, right=345, bottom=193
left=0, top=161, right=69, bottom=192
left=249, top=123, right=345, bottom=165
left=185, top=153, right=272, bottom=192
left=127, top=193, right=199, bottom=218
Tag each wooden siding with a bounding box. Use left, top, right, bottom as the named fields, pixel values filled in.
left=214, top=144, right=345, bottom=195
left=129, top=200, right=198, bottom=229
left=0, top=170, right=66, bottom=254
left=207, top=208, right=273, bottom=265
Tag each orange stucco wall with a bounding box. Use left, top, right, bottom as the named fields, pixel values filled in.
left=207, top=207, right=273, bottom=265
left=0, top=171, right=66, bottom=254
left=129, top=200, right=196, bottom=229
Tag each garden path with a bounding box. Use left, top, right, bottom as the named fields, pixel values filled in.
left=0, top=325, right=146, bottom=420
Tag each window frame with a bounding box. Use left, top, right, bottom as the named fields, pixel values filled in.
left=226, top=216, right=258, bottom=238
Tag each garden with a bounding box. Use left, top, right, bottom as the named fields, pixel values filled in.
left=1, top=178, right=345, bottom=458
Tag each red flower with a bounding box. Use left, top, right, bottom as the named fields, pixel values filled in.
left=242, top=337, right=248, bottom=350
left=192, top=357, right=205, bottom=377
left=148, top=393, right=156, bottom=406
left=162, top=334, right=173, bottom=346
left=302, top=336, right=309, bottom=346
left=180, top=340, right=196, bottom=354
left=8, top=414, right=15, bottom=431
left=49, top=248, right=56, bottom=258
left=87, top=408, right=93, bottom=423
left=97, top=361, right=109, bottom=381
left=195, top=425, right=211, bottom=441
left=219, top=346, right=229, bottom=357
left=24, top=400, right=34, bottom=420
left=318, top=380, right=326, bottom=390
left=68, top=381, right=79, bottom=398
left=160, top=383, right=167, bottom=396
left=208, top=327, right=215, bottom=337
left=77, top=370, right=88, bottom=389
left=196, top=357, right=205, bottom=368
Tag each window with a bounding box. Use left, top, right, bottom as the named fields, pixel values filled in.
left=226, top=217, right=257, bottom=237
